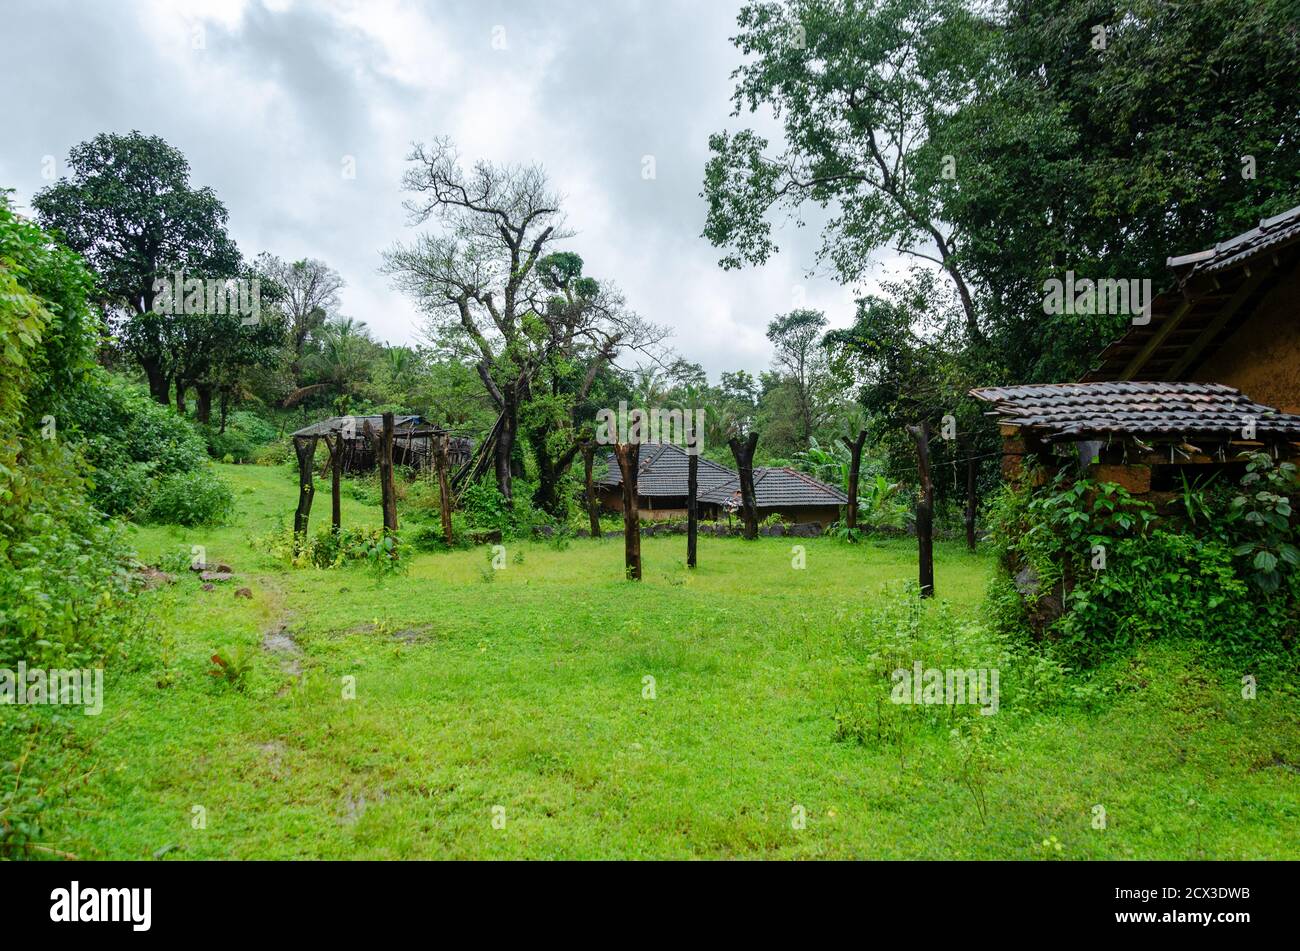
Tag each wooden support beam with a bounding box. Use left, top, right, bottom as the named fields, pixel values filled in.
left=325, top=432, right=342, bottom=531
left=293, top=435, right=318, bottom=551
left=613, top=443, right=642, bottom=580
left=582, top=442, right=601, bottom=538
left=1166, top=268, right=1269, bottom=379
left=907, top=422, right=934, bottom=598
left=1120, top=297, right=1193, bottom=380
left=379, top=411, right=398, bottom=534
left=964, top=447, right=977, bottom=552
left=728, top=431, right=760, bottom=540
left=687, top=450, right=699, bottom=568
left=840, top=429, right=868, bottom=531
left=435, top=434, right=454, bottom=545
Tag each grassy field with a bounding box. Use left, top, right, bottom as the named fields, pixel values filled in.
left=30, top=463, right=1300, bottom=859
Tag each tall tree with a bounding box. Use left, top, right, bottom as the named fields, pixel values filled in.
left=766, top=307, right=829, bottom=447
left=523, top=253, right=665, bottom=515
left=32, top=131, right=241, bottom=403
left=255, top=254, right=344, bottom=387
left=383, top=138, right=572, bottom=500
left=702, top=0, right=990, bottom=344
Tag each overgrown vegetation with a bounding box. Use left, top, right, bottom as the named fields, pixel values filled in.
left=989, top=462, right=1300, bottom=667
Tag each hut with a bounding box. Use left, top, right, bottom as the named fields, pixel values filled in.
left=594, top=443, right=733, bottom=520
left=974, top=204, right=1300, bottom=505
left=595, top=442, right=847, bottom=525
left=290, top=415, right=472, bottom=475
left=699, top=467, right=848, bottom=527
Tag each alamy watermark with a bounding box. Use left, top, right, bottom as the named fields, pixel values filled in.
left=152, top=270, right=261, bottom=325
left=891, top=662, right=999, bottom=716
left=1043, top=271, right=1153, bottom=325
left=594, top=401, right=706, bottom=454
left=0, top=662, right=103, bottom=715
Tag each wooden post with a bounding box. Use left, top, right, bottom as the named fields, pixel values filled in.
left=379, top=411, right=398, bottom=534
left=964, top=448, right=977, bottom=552
left=613, top=443, right=642, bottom=580
left=840, top=428, right=868, bottom=531
left=582, top=441, right=601, bottom=537
left=687, top=450, right=698, bottom=568
left=293, top=435, right=318, bottom=550
left=907, top=422, right=934, bottom=598
left=327, top=432, right=342, bottom=532
left=435, top=434, right=454, bottom=545
left=728, top=431, right=760, bottom=540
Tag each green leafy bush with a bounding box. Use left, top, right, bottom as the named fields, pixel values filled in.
left=203, top=411, right=278, bottom=463
left=61, top=371, right=208, bottom=515
left=990, top=465, right=1297, bottom=666
left=141, top=468, right=235, bottom=526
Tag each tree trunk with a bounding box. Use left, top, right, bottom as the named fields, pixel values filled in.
left=495, top=400, right=516, bottom=501
left=728, top=431, right=760, bottom=540
left=613, top=443, right=642, bottom=580
left=841, top=429, right=868, bottom=531
left=195, top=384, right=214, bottom=426
left=379, top=411, right=398, bottom=534
left=218, top=388, right=231, bottom=433
left=687, top=451, right=698, bottom=568
left=965, top=450, right=977, bottom=552
left=293, top=436, right=318, bottom=551
left=435, top=435, right=454, bottom=545
left=907, top=423, right=934, bottom=598
left=582, top=442, right=600, bottom=537
left=144, top=362, right=171, bottom=405
left=174, top=380, right=188, bottom=416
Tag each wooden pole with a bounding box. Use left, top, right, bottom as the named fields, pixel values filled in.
left=582, top=442, right=601, bottom=537
left=435, top=434, right=454, bottom=545
left=840, top=428, right=868, bottom=531
left=379, top=411, right=398, bottom=534
left=687, top=450, right=698, bottom=568
left=728, top=431, right=760, bottom=540
left=328, top=432, right=342, bottom=532
left=613, top=443, right=642, bottom=580
left=964, top=447, right=977, bottom=552
left=293, top=435, right=318, bottom=551
left=907, top=423, right=934, bottom=598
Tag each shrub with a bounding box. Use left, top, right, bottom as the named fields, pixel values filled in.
left=61, top=371, right=208, bottom=515
left=989, top=466, right=1298, bottom=666
left=141, top=468, right=235, bottom=526
left=252, top=438, right=293, bottom=467
left=203, top=411, right=278, bottom=463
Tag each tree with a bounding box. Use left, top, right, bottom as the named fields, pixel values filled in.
left=383, top=138, right=573, bottom=500
left=522, top=253, right=666, bottom=515
left=32, top=131, right=241, bottom=403
left=256, top=254, right=344, bottom=387
left=702, top=0, right=990, bottom=344
left=766, top=308, right=829, bottom=447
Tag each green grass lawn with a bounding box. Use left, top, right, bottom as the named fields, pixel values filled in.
left=32, top=463, right=1300, bottom=859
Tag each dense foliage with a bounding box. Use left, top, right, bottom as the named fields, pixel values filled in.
left=989, top=462, right=1299, bottom=667
left=0, top=193, right=135, bottom=673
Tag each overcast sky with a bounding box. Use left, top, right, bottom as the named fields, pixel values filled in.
left=1, top=0, right=901, bottom=377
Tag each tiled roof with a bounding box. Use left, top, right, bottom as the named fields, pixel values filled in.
left=699, top=466, right=848, bottom=508
left=1083, top=204, right=1300, bottom=382
left=1166, top=205, right=1300, bottom=277
left=291, top=415, right=424, bottom=437
left=970, top=381, right=1300, bottom=441
left=597, top=443, right=737, bottom=497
